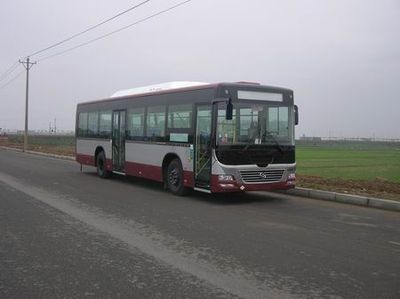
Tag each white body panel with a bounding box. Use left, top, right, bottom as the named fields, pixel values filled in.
left=77, top=138, right=193, bottom=171
left=125, top=141, right=193, bottom=171
left=76, top=138, right=112, bottom=159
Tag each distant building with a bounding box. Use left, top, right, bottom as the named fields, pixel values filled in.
left=299, top=136, right=322, bottom=141
left=17, top=130, right=35, bottom=135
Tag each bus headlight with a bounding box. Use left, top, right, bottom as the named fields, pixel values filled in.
left=218, top=175, right=234, bottom=182
left=288, top=173, right=296, bottom=181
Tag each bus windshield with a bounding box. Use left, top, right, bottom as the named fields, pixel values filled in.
left=216, top=102, right=294, bottom=147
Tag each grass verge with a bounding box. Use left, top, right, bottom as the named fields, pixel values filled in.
left=1, top=136, right=399, bottom=201
left=296, top=142, right=400, bottom=201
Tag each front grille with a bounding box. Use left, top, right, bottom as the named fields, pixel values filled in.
left=240, top=169, right=285, bottom=183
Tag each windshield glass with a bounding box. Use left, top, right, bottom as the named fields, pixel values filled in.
left=216, top=102, right=294, bottom=146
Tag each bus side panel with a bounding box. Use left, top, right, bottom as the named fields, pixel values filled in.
left=76, top=138, right=112, bottom=168
left=125, top=162, right=163, bottom=182
left=125, top=142, right=194, bottom=187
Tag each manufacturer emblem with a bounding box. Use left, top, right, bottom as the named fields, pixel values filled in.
left=259, top=172, right=268, bottom=179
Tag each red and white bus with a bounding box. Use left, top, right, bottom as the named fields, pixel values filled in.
left=75, top=81, right=298, bottom=195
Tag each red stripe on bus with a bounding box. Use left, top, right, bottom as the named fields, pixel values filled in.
left=77, top=153, right=194, bottom=187
left=124, top=162, right=195, bottom=188
left=76, top=153, right=96, bottom=166
left=76, top=153, right=112, bottom=170
left=125, top=162, right=162, bottom=182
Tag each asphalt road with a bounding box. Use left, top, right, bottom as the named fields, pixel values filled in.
left=0, top=148, right=399, bottom=299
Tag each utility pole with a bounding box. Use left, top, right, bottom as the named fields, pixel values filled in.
left=19, top=57, right=36, bottom=152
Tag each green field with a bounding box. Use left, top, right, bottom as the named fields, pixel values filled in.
left=3, top=135, right=400, bottom=186
left=296, top=141, right=400, bottom=183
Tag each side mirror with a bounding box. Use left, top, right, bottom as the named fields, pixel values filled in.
left=211, top=97, right=233, bottom=120
left=294, top=105, right=299, bottom=125
left=226, top=98, right=233, bottom=120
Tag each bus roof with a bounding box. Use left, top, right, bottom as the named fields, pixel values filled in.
left=110, top=81, right=210, bottom=98
left=77, top=82, right=293, bottom=106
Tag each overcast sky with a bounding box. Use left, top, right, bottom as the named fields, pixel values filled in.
left=0, top=0, right=399, bottom=138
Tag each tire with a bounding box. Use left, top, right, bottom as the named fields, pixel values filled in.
left=96, top=151, right=110, bottom=178
left=167, top=158, right=187, bottom=196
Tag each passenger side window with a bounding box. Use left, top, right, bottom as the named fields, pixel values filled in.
left=99, top=111, right=112, bottom=138
left=146, top=106, right=166, bottom=139
left=78, top=112, right=88, bottom=137
left=87, top=112, right=99, bottom=137
left=127, top=108, right=145, bottom=139
left=168, top=104, right=192, bottom=129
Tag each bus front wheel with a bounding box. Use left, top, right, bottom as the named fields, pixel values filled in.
left=96, top=151, right=110, bottom=178
left=167, top=158, right=187, bottom=196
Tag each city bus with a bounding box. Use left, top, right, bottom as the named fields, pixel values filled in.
left=75, top=81, right=298, bottom=195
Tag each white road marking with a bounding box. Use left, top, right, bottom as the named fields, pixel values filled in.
left=0, top=171, right=301, bottom=299
left=332, top=219, right=377, bottom=228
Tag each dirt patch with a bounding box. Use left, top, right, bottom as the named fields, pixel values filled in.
left=297, top=174, right=400, bottom=201
left=0, top=140, right=74, bottom=157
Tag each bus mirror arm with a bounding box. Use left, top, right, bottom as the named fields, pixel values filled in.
left=294, top=105, right=299, bottom=125
left=226, top=98, right=233, bottom=120
left=212, top=97, right=233, bottom=120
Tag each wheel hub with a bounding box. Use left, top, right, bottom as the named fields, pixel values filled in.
left=169, top=168, right=179, bottom=186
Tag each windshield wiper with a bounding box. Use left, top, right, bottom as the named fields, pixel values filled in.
left=238, top=129, right=284, bottom=156
left=263, top=130, right=284, bottom=154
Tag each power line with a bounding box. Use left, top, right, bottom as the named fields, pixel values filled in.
left=37, top=0, right=192, bottom=62
left=28, top=0, right=151, bottom=58
left=0, top=61, right=20, bottom=82
left=1, top=0, right=151, bottom=81
left=0, top=67, right=24, bottom=90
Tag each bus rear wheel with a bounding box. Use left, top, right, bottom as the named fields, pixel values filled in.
left=167, top=158, right=187, bottom=196
left=96, top=151, right=110, bottom=178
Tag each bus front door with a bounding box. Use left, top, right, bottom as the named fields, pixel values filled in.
left=112, top=110, right=126, bottom=172
left=194, top=105, right=212, bottom=189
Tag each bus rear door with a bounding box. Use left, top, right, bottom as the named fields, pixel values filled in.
left=112, top=110, right=126, bottom=172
